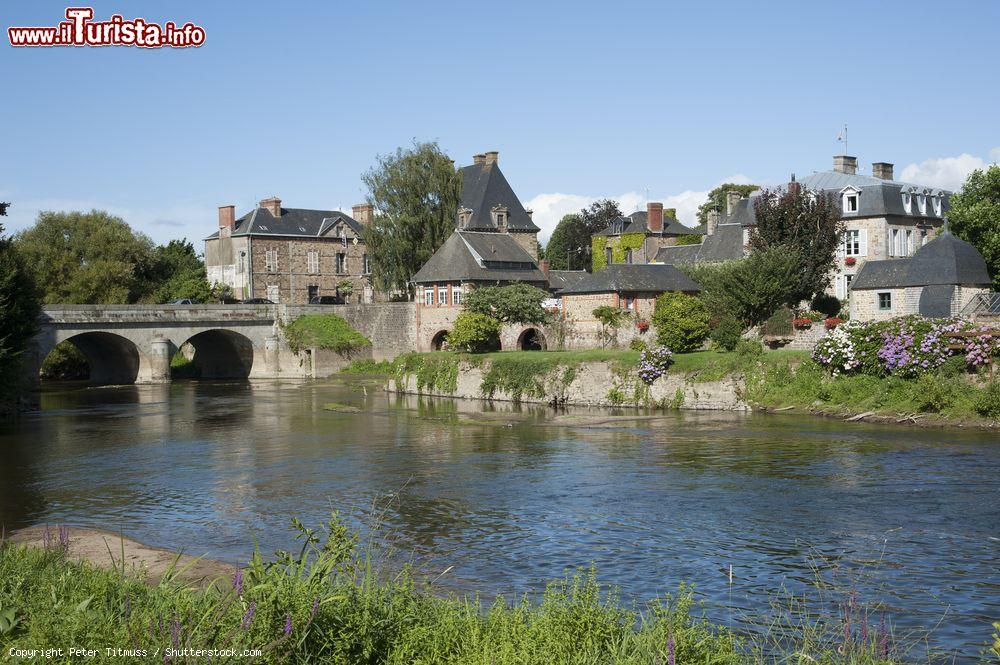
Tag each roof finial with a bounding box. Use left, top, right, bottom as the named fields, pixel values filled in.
left=942, top=216, right=951, bottom=235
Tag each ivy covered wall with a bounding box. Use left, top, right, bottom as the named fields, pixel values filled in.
left=591, top=233, right=646, bottom=271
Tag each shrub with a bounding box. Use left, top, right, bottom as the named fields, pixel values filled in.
left=811, top=293, right=842, bottom=318
left=283, top=315, right=370, bottom=354
left=629, top=338, right=648, bottom=352
left=761, top=307, right=793, bottom=337
left=911, top=373, right=957, bottom=413
left=975, top=381, right=1000, bottom=419
left=592, top=305, right=629, bottom=347
left=824, top=317, right=843, bottom=330
left=651, top=292, right=710, bottom=353
left=709, top=316, right=742, bottom=352
left=446, top=312, right=501, bottom=353
left=636, top=346, right=673, bottom=385
left=735, top=337, right=764, bottom=359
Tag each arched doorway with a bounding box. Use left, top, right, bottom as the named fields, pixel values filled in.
left=180, top=330, right=255, bottom=379
left=41, top=332, right=141, bottom=385
left=430, top=330, right=450, bottom=351
left=517, top=328, right=546, bottom=351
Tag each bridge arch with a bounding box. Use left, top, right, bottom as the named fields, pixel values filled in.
left=430, top=329, right=450, bottom=351
left=46, top=332, right=142, bottom=385
left=516, top=328, right=547, bottom=351
left=180, top=329, right=255, bottom=379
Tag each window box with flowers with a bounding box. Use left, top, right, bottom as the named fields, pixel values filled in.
left=824, top=317, right=844, bottom=330
left=844, top=256, right=857, bottom=266
left=793, top=317, right=813, bottom=330
left=636, top=320, right=650, bottom=333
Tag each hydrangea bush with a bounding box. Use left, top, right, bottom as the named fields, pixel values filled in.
left=636, top=345, right=673, bottom=385
left=813, top=315, right=993, bottom=377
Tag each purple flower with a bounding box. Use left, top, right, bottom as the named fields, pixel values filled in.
left=283, top=614, right=293, bottom=636
left=241, top=602, right=256, bottom=630
left=667, top=634, right=675, bottom=665
left=170, top=618, right=182, bottom=648
left=59, top=525, right=70, bottom=551
left=233, top=567, right=244, bottom=596
left=311, top=597, right=319, bottom=618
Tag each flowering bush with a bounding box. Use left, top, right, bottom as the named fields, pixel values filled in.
left=636, top=319, right=650, bottom=332
left=792, top=317, right=813, bottom=329
left=964, top=327, right=1000, bottom=367
left=636, top=345, right=673, bottom=385
left=844, top=256, right=856, bottom=266
left=813, top=315, right=988, bottom=378
left=824, top=317, right=843, bottom=330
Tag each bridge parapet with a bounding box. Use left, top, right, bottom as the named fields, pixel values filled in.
left=41, top=304, right=280, bottom=324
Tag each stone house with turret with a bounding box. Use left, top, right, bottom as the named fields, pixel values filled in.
left=205, top=197, right=378, bottom=305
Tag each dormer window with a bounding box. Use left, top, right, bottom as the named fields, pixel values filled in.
left=339, top=227, right=348, bottom=247
left=917, top=193, right=927, bottom=215
left=458, top=207, right=472, bottom=229
left=901, top=191, right=912, bottom=213
left=932, top=195, right=942, bottom=216
left=842, top=188, right=860, bottom=214
left=492, top=205, right=509, bottom=232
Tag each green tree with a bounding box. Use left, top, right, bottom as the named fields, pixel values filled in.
left=651, top=292, right=710, bottom=353
left=145, top=239, right=213, bottom=303
left=446, top=312, right=501, bottom=353
left=545, top=214, right=591, bottom=270
left=578, top=199, right=624, bottom=235
left=749, top=187, right=843, bottom=305
left=464, top=283, right=550, bottom=325
left=14, top=210, right=156, bottom=304
left=0, top=220, right=41, bottom=414
left=592, top=305, right=628, bottom=347
left=696, top=183, right=760, bottom=226
left=948, top=165, right=1000, bottom=289
left=361, top=141, right=463, bottom=298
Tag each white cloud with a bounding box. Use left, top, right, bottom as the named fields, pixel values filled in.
left=898, top=153, right=988, bottom=191
left=526, top=173, right=753, bottom=243
left=990, top=147, right=1000, bottom=163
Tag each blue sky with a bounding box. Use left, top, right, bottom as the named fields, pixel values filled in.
left=3, top=0, right=998, bottom=245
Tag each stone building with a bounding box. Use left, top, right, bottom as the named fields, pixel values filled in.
left=654, top=155, right=951, bottom=303
left=205, top=197, right=377, bottom=305
left=592, top=202, right=704, bottom=267
left=849, top=225, right=992, bottom=321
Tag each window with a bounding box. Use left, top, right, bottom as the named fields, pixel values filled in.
left=901, top=192, right=912, bottom=213
left=878, top=292, right=892, bottom=311
left=237, top=251, right=246, bottom=273
left=452, top=286, right=462, bottom=305
left=845, top=274, right=853, bottom=291
left=438, top=287, right=448, bottom=305
left=843, top=191, right=859, bottom=213
left=363, top=285, right=374, bottom=304
left=932, top=196, right=942, bottom=216
left=424, top=288, right=433, bottom=306
left=622, top=295, right=635, bottom=310
left=844, top=230, right=861, bottom=256
left=905, top=229, right=914, bottom=256
left=307, top=249, right=319, bottom=274
left=339, top=227, right=348, bottom=247
left=307, top=285, right=318, bottom=300
left=336, top=252, right=346, bottom=273
left=605, top=247, right=613, bottom=265
left=362, top=253, right=370, bottom=275
left=624, top=249, right=633, bottom=264
left=917, top=194, right=927, bottom=215
left=266, top=284, right=280, bottom=303
left=265, top=248, right=278, bottom=272
left=888, top=229, right=901, bottom=257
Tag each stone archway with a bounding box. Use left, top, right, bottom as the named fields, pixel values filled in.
left=180, top=329, right=255, bottom=379
left=517, top=328, right=547, bottom=351
left=430, top=330, right=450, bottom=351
left=45, top=332, right=142, bottom=385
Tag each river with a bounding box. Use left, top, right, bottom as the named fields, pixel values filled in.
left=1, top=379, right=997, bottom=659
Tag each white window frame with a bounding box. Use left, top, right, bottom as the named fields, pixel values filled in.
left=841, top=187, right=860, bottom=214
left=265, top=248, right=278, bottom=272
left=905, top=229, right=914, bottom=256
left=437, top=287, right=448, bottom=305
left=266, top=284, right=280, bottom=303
left=307, top=249, right=319, bottom=274
left=844, top=230, right=861, bottom=256
left=424, top=288, right=433, bottom=306
left=362, top=253, right=370, bottom=275
left=901, top=192, right=911, bottom=213
left=336, top=252, right=346, bottom=274
left=932, top=196, right=942, bottom=216
left=451, top=286, right=462, bottom=305
left=877, top=291, right=892, bottom=311
left=917, top=194, right=927, bottom=215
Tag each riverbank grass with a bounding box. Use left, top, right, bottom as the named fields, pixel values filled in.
left=0, top=518, right=911, bottom=664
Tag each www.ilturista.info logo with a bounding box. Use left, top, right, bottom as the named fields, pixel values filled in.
left=8, top=7, right=205, bottom=48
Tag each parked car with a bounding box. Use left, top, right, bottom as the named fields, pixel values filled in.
left=241, top=298, right=274, bottom=305
left=168, top=299, right=201, bottom=305
left=309, top=295, right=343, bottom=305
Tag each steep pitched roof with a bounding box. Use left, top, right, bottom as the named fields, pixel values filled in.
left=411, top=231, right=547, bottom=284
left=560, top=263, right=701, bottom=295
left=595, top=211, right=703, bottom=237
left=457, top=162, right=539, bottom=232
left=850, top=230, right=992, bottom=290
left=850, top=259, right=911, bottom=289
left=653, top=223, right=746, bottom=265
left=205, top=207, right=364, bottom=240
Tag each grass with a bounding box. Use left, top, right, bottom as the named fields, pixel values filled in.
left=283, top=315, right=370, bottom=355
left=0, top=517, right=920, bottom=664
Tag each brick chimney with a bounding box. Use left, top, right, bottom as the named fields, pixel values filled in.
left=647, top=202, right=664, bottom=233
left=352, top=203, right=374, bottom=225
left=726, top=190, right=742, bottom=215
left=218, top=205, right=236, bottom=233
left=540, top=259, right=550, bottom=280
left=787, top=173, right=801, bottom=196
left=473, top=153, right=486, bottom=165
left=707, top=209, right=721, bottom=236
left=833, top=155, right=857, bottom=175
left=872, top=162, right=894, bottom=180
left=259, top=196, right=282, bottom=217
left=483, top=150, right=499, bottom=165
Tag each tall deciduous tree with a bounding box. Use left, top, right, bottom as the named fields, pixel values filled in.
left=696, top=183, right=760, bottom=226
left=545, top=214, right=591, bottom=270
left=0, top=218, right=41, bottom=414
left=948, top=165, right=1000, bottom=289
left=145, top=239, right=214, bottom=303
left=464, top=283, right=550, bottom=325
left=749, top=187, right=843, bottom=305
left=361, top=141, right=462, bottom=298
left=578, top=199, right=624, bottom=236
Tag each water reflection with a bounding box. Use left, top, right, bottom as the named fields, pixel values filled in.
left=0, top=380, right=997, bottom=658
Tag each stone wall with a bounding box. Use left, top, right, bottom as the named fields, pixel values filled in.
left=249, top=237, right=374, bottom=305
left=282, top=302, right=417, bottom=361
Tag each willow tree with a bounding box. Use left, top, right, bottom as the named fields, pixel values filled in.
left=749, top=186, right=843, bottom=306
left=361, top=141, right=462, bottom=299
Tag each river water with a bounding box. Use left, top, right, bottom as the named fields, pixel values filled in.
left=1, top=379, right=997, bottom=658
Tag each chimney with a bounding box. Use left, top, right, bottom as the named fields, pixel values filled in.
left=218, top=205, right=236, bottom=232
left=483, top=150, right=499, bottom=165
left=540, top=259, right=550, bottom=280
left=352, top=203, right=374, bottom=225
left=833, top=155, right=857, bottom=175
left=707, top=209, right=720, bottom=236
left=787, top=173, right=801, bottom=196
left=525, top=208, right=534, bottom=220
left=647, top=202, right=664, bottom=233
left=259, top=196, right=282, bottom=217
left=872, top=162, right=894, bottom=180
left=726, top=190, right=742, bottom=215
left=473, top=153, right=486, bottom=165
left=664, top=208, right=677, bottom=219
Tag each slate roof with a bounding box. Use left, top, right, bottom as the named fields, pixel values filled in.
left=411, top=231, right=547, bottom=284
left=595, top=211, right=704, bottom=237
left=457, top=162, right=540, bottom=232
left=205, top=207, right=364, bottom=240
left=850, top=230, right=992, bottom=290
left=547, top=270, right=589, bottom=294
left=653, top=223, right=746, bottom=265
left=560, top=263, right=702, bottom=295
